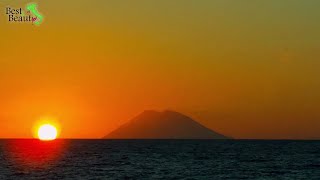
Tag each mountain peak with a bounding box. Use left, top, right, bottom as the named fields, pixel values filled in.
left=104, top=110, right=229, bottom=139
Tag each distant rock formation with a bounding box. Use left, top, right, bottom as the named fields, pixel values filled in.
left=104, top=110, right=229, bottom=139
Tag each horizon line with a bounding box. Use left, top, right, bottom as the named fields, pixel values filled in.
left=0, top=138, right=319, bottom=141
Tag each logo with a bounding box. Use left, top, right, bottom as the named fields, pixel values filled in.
left=5, top=3, right=44, bottom=26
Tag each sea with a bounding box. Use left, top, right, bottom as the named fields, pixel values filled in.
left=0, top=140, right=319, bottom=179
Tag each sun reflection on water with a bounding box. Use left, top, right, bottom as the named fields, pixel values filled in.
left=3, top=139, right=67, bottom=172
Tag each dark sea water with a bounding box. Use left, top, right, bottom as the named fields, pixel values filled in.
left=0, top=140, right=319, bottom=179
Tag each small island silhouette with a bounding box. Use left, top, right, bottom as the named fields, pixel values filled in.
left=104, top=110, right=229, bottom=139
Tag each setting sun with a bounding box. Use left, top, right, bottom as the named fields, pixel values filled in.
left=38, top=124, right=58, bottom=141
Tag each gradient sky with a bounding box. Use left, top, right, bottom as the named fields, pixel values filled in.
left=1, top=0, right=320, bottom=139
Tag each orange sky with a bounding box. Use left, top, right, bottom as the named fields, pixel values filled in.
left=0, top=0, right=320, bottom=139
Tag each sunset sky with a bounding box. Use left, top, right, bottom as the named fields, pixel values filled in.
left=1, top=0, right=320, bottom=139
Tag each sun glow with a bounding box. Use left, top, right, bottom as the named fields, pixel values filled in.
left=37, top=124, right=58, bottom=141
